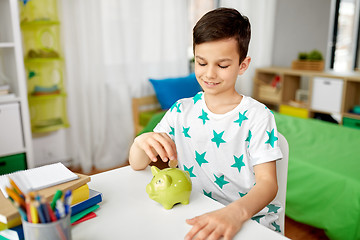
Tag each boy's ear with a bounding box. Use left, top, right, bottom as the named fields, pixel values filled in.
left=238, top=56, right=251, bottom=75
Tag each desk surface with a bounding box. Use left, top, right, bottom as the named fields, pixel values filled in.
left=72, top=166, right=288, bottom=239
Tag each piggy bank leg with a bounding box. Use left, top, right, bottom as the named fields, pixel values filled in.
left=162, top=203, right=175, bottom=210
left=181, top=199, right=190, bottom=205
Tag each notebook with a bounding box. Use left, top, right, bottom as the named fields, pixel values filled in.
left=0, top=163, right=78, bottom=197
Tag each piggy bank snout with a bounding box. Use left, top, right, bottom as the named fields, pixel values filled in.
left=146, top=183, right=153, bottom=195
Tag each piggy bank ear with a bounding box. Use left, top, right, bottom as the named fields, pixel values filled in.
left=163, top=174, right=172, bottom=186
left=151, top=166, right=160, bottom=176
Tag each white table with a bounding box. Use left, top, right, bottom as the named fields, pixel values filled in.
left=72, top=166, right=288, bottom=239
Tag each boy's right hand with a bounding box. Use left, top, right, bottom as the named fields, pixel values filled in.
left=133, top=132, right=177, bottom=163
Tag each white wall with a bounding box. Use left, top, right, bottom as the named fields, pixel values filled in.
left=272, top=0, right=332, bottom=67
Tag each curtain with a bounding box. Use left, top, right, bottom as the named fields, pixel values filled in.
left=60, top=0, right=189, bottom=173
left=220, top=0, right=277, bottom=96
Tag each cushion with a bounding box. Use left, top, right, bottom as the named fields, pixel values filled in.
left=149, top=73, right=202, bottom=110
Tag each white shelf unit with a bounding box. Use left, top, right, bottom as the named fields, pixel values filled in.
left=0, top=0, right=34, bottom=169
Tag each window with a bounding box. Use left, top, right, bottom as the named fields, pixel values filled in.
left=329, top=0, right=360, bottom=72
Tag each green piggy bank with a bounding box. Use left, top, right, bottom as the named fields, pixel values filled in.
left=146, top=166, right=192, bottom=210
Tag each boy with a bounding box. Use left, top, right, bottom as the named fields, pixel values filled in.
left=129, top=8, right=283, bottom=240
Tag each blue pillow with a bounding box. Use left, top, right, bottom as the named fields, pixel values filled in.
left=149, top=73, right=202, bottom=110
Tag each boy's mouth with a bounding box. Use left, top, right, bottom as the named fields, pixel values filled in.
left=204, top=81, right=220, bottom=86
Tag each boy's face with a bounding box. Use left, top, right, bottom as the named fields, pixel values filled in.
left=194, top=38, right=249, bottom=96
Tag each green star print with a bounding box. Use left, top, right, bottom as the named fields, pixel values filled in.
left=170, top=102, right=178, bottom=112
left=265, top=129, right=278, bottom=148
left=271, top=222, right=281, bottom=232
left=245, top=130, right=252, bottom=147
left=214, top=174, right=229, bottom=189
left=211, top=130, right=226, bottom=148
left=183, top=165, right=196, bottom=177
left=267, top=204, right=281, bottom=213
left=182, top=126, right=191, bottom=138
left=231, top=154, right=245, bottom=172
left=169, top=127, right=175, bottom=136
left=234, top=110, right=248, bottom=127
left=170, top=102, right=181, bottom=112
left=195, top=151, right=208, bottom=167
left=239, top=192, right=248, bottom=197
left=203, top=190, right=217, bottom=201
left=251, top=215, right=265, bottom=223
left=198, top=109, right=209, bottom=125
left=193, top=92, right=202, bottom=104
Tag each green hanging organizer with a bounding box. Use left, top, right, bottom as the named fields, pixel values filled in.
left=20, top=0, right=69, bottom=133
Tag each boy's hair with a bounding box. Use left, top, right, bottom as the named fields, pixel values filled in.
left=193, top=8, right=251, bottom=64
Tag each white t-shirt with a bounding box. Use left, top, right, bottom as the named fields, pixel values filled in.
left=154, top=92, right=283, bottom=231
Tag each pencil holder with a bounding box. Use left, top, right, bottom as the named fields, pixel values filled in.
left=22, top=213, right=72, bottom=240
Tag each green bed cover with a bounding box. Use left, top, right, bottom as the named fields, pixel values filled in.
left=141, top=111, right=360, bottom=240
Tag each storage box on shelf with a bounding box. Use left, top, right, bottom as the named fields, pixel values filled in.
left=0, top=153, right=27, bottom=175
left=19, top=0, right=58, bottom=23
left=19, top=0, right=69, bottom=133
left=21, top=21, right=61, bottom=59
left=0, top=0, right=34, bottom=169
left=28, top=94, right=69, bottom=132
left=25, top=58, right=64, bottom=95
left=253, top=67, right=360, bottom=125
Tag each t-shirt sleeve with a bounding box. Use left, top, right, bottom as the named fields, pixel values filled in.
left=248, top=111, right=283, bottom=166
left=153, top=106, right=175, bottom=141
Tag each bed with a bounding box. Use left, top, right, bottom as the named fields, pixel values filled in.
left=132, top=95, right=360, bottom=240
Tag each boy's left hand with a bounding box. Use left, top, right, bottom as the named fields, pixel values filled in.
left=185, top=206, right=246, bottom=240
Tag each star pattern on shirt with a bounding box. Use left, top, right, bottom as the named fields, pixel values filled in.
left=234, top=110, right=248, bottom=127
left=203, top=190, right=217, bottom=201
left=211, top=130, right=226, bottom=148
left=182, top=126, right=191, bottom=138
left=169, top=126, right=175, bottom=136
left=265, top=106, right=274, bottom=115
left=170, top=102, right=182, bottom=113
left=251, top=215, right=265, bottom=223
left=193, top=92, right=203, bottom=104
left=267, top=204, right=281, bottom=213
left=231, top=154, right=245, bottom=173
left=239, top=192, right=248, bottom=197
left=265, top=129, right=278, bottom=148
left=245, top=130, right=252, bottom=147
left=183, top=165, right=196, bottom=177
left=214, top=174, right=229, bottom=189
left=170, top=102, right=178, bottom=112
left=198, top=109, right=209, bottom=125
left=175, top=103, right=182, bottom=112
left=271, top=222, right=281, bottom=232
left=195, top=151, right=208, bottom=167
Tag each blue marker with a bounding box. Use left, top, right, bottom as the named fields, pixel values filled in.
left=55, top=199, right=66, bottom=219
left=64, top=190, right=72, bottom=215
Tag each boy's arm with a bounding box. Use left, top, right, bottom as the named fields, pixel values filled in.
left=129, top=132, right=177, bottom=171
left=185, top=161, right=278, bottom=240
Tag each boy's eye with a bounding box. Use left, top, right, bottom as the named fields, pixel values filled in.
left=219, top=65, right=229, bottom=69
left=198, top=62, right=206, bottom=66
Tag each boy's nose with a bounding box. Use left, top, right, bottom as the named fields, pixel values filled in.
left=206, top=66, right=217, bottom=79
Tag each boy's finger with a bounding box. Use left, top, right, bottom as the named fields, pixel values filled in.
left=154, top=133, right=177, bottom=161
left=142, top=145, right=158, bottom=162
left=147, top=138, right=169, bottom=162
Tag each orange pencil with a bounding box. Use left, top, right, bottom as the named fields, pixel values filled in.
left=8, top=178, right=24, bottom=197
left=5, top=187, right=25, bottom=209
left=25, top=195, right=32, bottom=223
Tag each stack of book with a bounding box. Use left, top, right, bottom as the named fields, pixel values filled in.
left=0, top=163, right=103, bottom=240
left=0, top=84, right=15, bottom=101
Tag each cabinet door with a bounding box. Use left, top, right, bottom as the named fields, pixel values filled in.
left=0, top=103, right=24, bottom=156
left=311, top=77, right=344, bottom=113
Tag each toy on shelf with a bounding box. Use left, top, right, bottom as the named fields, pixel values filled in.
left=146, top=166, right=192, bottom=210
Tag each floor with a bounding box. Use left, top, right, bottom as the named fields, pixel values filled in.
left=70, top=163, right=329, bottom=240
